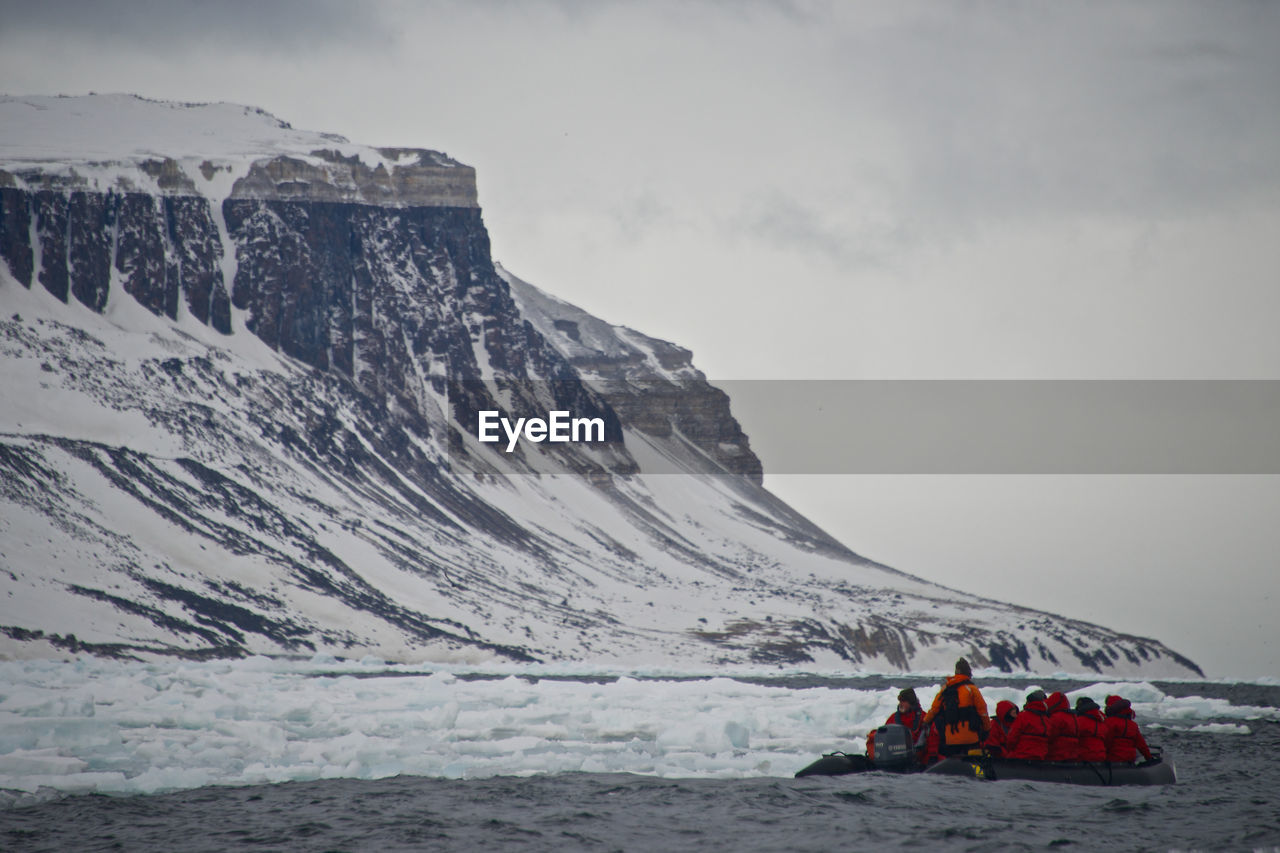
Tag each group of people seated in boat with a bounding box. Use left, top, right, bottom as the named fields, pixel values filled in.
left=866, top=658, right=1155, bottom=766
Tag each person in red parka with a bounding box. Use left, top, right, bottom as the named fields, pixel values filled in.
left=1103, top=695, right=1154, bottom=763
left=1002, top=690, right=1050, bottom=761
left=1074, top=696, right=1107, bottom=762
left=1045, top=691, right=1080, bottom=761
left=866, top=688, right=926, bottom=761
left=984, top=699, right=1019, bottom=757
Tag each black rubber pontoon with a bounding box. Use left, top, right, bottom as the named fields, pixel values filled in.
left=796, top=752, right=1176, bottom=785
left=924, top=754, right=1176, bottom=786
left=794, top=724, right=917, bottom=778
left=794, top=752, right=872, bottom=777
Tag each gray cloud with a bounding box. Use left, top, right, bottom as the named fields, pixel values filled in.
left=0, top=0, right=394, bottom=52
left=846, top=2, right=1280, bottom=224
left=728, top=191, right=870, bottom=265
left=608, top=192, right=677, bottom=245
left=8, top=0, right=1276, bottom=231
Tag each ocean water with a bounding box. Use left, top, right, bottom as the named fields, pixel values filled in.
left=4, top=725, right=1280, bottom=853
left=1, top=661, right=1278, bottom=851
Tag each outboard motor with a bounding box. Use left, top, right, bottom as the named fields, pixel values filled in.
left=872, top=724, right=916, bottom=770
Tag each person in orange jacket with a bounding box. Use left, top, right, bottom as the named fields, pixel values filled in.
left=921, top=658, right=990, bottom=757
left=1103, top=695, right=1154, bottom=763
left=984, top=699, right=1019, bottom=757
left=1003, top=690, right=1051, bottom=760
left=1045, top=691, right=1080, bottom=761
left=865, top=688, right=925, bottom=761
left=1074, top=696, right=1107, bottom=762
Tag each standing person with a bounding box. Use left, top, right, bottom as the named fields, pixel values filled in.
left=1075, top=696, right=1107, bottom=762
left=1103, top=695, right=1154, bottom=763
left=865, top=688, right=925, bottom=761
left=985, top=699, right=1019, bottom=757
left=1045, top=692, right=1080, bottom=761
left=921, top=658, right=990, bottom=757
left=1003, top=690, right=1051, bottom=761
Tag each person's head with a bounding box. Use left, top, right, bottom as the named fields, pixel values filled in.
left=1075, top=696, right=1099, bottom=714
left=897, top=688, right=920, bottom=713
left=995, top=699, right=1018, bottom=724
left=955, top=658, right=972, bottom=677
left=1025, top=689, right=1047, bottom=708
left=1105, top=695, right=1133, bottom=717
left=1046, top=691, right=1069, bottom=713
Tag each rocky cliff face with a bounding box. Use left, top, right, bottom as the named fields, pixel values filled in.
left=0, top=184, right=232, bottom=331
left=0, top=151, right=629, bottom=474
left=502, top=266, right=764, bottom=482
left=0, top=95, right=1201, bottom=676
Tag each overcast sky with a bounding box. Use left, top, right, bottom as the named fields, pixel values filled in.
left=2, top=0, right=1277, bottom=677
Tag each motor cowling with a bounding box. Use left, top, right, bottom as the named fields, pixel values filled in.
left=872, top=724, right=916, bottom=770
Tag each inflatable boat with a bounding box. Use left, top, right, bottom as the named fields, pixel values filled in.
left=795, top=724, right=1175, bottom=786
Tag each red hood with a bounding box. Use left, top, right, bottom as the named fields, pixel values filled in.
left=1022, top=699, right=1049, bottom=713
left=1047, top=692, right=1070, bottom=713
left=995, top=700, right=1017, bottom=722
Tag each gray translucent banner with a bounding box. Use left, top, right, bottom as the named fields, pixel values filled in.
left=722, top=380, right=1280, bottom=474
left=446, top=379, right=1280, bottom=475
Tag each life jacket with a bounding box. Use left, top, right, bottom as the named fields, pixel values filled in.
left=1003, top=699, right=1050, bottom=760
left=1076, top=708, right=1107, bottom=762
left=920, top=721, right=942, bottom=766
left=893, top=708, right=924, bottom=739
left=1103, top=700, right=1152, bottom=763
left=1045, top=692, right=1080, bottom=761
left=985, top=700, right=1018, bottom=756
left=924, top=675, right=989, bottom=754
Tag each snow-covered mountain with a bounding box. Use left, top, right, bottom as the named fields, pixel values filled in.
left=0, top=94, right=1200, bottom=676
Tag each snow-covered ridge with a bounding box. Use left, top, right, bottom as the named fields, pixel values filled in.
left=0, top=94, right=475, bottom=207
left=0, top=94, right=347, bottom=162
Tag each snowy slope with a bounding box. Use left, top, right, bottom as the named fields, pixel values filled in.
left=0, top=93, right=474, bottom=209
left=0, top=95, right=1201, bottom=677
left=1, top=94, right=350, bottom=164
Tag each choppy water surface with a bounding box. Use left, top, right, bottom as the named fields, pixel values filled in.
left=4, top=726, right=1280, bottom=853
left=2, top=675, right=1278, bottom=852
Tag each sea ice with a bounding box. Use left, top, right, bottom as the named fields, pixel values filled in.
left=0, top=656, right=1273, bottom=797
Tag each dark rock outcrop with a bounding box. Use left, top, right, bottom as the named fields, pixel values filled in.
left=1, top=187, right=232, bottom=333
